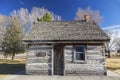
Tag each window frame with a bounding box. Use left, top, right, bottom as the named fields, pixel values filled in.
left=73, top=45, right=86, bottom=63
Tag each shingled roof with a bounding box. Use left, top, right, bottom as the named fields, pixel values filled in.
left=23, top=21, right=110, bottom=43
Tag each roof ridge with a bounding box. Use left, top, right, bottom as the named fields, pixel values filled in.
left=34, top=20, right=91, bottom=23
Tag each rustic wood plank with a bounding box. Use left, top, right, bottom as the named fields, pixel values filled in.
left=51, top=45, right=54, bottom=75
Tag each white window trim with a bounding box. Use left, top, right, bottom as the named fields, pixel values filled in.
left=73, top=45, right=86, bottom=63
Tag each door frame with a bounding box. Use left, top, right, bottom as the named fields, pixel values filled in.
left=51, top=45, right=54, bottom=75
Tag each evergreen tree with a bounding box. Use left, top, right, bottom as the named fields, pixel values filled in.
left=37, top=13, right=53, bottom=21
left=2, top=17, right=24, bottom=60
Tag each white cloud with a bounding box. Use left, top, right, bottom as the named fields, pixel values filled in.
left=102, top=25, right=120, bottom=38
left=102, top=25, right=120, bottom=30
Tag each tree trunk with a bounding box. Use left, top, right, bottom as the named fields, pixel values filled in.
left=108, top=50, right=110, bottom=58
left=11, top=53, right=15, bottom=60
left=4, top=54, right=8, bottom=60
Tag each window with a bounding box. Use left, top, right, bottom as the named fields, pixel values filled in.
left=74, top=45, right=85, bottom=61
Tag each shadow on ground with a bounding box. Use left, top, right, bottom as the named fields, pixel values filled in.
left=107, top=67, right=120, bottom=71
left=0, top=64, right=25, bottom=75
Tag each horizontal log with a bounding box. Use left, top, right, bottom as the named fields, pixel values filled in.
left=86, top=51, right=102, bottom=55
left=86, top=55, right=104, bottom=60
left=26, top=70, right=51, bottom=75
left=26, top=63, right=51, bottom=70
left=27, top=57, right=51, bottom=63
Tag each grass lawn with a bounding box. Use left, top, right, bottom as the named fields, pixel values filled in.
left=106, top=56, right=120, bottom=74
left=0, top=59, right=25, bottom=78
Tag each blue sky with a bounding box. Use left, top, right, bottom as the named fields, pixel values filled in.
left=0, top=0, right=120, bottom=28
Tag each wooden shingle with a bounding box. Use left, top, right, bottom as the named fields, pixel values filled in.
left=23, top=21, right=110, bottom=43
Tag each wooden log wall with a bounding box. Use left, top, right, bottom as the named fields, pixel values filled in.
left=64, top=45, right=106, bottom=76
left=26, top=45, right=53, bottom=75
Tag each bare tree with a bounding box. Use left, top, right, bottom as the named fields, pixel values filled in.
left=75, top=7, right=102, bottom=24
left=10, top=7, right=62, bottom=34
left=0, top=14, right=11, bottom=46
left=10, top=8, right=30, bottom=34
left=104, top=30, right=118, bottom=58
left=29, top=7, right=61, bottom=23
left=0, top=15, right=5, bottom=45
left=114, top=38, right=120, bottom=53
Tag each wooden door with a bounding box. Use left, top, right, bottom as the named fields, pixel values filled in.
left=54, top=45, right=64, bottom=75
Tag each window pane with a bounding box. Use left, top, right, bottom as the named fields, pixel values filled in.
left=80, top=54, right=85, bottom=60
left=76, top=53, right=81, bottom=60
left=76, top=53, right=85, bottom=60
left=76, top=46, right=84, bottom=52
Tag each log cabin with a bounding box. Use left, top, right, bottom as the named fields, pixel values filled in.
left=23, top=16, right=110, bottom=76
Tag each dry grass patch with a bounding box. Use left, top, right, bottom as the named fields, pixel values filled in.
left=0, top=75, right=6, bottom=79
left=106, top=58, right=120, bottom=74
left=0, top=59, right=25, bottom=64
